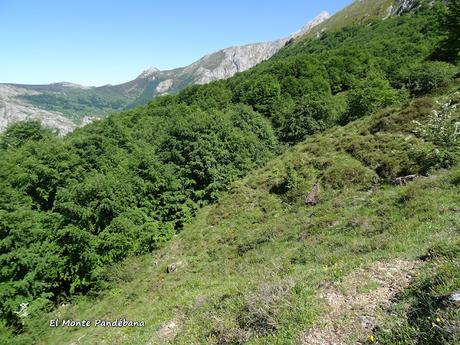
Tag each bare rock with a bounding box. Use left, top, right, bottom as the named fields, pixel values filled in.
left=448, top=292, right=460, bottom=306
left=159, top=321, right=177, bottom=337
left=155, top=79, right=173, bottom=93
left=146, top=319, right=180, bottom=345
left=166, top=261, right=183, bottom=273
left=357, top=315, right=375, bottom=330
left=392, top=174, right=418, bottom=186
left=305, top=182, right=321, bottom=205
left=166, top=263, right=176, bottom=273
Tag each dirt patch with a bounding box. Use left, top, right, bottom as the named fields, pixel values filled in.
left=300, top=259, right=420, bottom=345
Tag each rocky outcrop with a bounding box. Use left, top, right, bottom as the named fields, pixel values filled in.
left=291, top=11, right=331, bottom=38
left=0, top=85, right=76, bottom=134
left=186, top=41, right=287, bottom=85
left=305, top=182, right=321, bottom=205
left=394, top=0, right=419, bottom=15
left=155, top=79, right=174, bottom=93
left=131, top=12, right=330, bottom=91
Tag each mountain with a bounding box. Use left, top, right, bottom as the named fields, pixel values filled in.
left=0, top=12, right=330, bottom=134
left=0, top=85, right=77, bottom=135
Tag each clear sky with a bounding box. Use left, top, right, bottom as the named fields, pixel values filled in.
left=0, top=0, right=352, bottom=86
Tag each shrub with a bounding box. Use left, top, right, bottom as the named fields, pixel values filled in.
left=368, top=97, right=434, bottom=134
left=396, top=62, right=458, bottom=96
left=345, top=133, right=449, bottom=180
left=452, top=165, right=460, bottom=185
left=208, top=323, right=250, bottom=345
left=413, top=95, right=460, bottom=147
left=276, top=93, right=339, bottom=144
left=343, top=76, right=406, bottom=123
left=322, top=156, right=378, bottom=190
left=237, top=281, right=293, bottom=336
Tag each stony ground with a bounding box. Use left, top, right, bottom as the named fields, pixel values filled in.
left=300, top=259, right=421, bottom=345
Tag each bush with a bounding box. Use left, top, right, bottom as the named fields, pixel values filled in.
left=343, top=76, right=407, bottom=123
left=275, top=93, right=339, bottom=144
left=345, top=133, right=449, bottom=180
left=322, top=156, right=378, bottom=190
left=208, top=323, right=250, bottom=345
left=396, top=62, right=458, bottom=96
left=452, top=165, right=460, bottom=185
left=413, top=95, right=460, bottom=147
left=237, top=281, right=293, bottom=336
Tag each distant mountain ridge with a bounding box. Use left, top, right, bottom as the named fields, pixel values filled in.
left=0, top=1, right=423, bottom=134
left=0, top=12, right=330, bottom=134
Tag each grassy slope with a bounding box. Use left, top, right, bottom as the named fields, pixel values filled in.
left=16, top=81, right=460, bottom=345
left=18, top=88, right=136, bottom=123
left=300, top=0, right=401, bottom=40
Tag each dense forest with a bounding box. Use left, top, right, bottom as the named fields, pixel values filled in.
left=0, top=0, right=459, bottom=341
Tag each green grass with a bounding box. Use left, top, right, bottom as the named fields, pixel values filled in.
left=11, top=82, right=460, bottom=345
left=18, top=88, right=134, bottom=123
left=376, top=250, right=460, bottom=344
left=299, top=0, right=404, bottom=40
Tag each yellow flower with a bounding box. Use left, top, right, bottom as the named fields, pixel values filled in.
left=369, top=335, right=375, bottom=342
left=436, top=317, right=441, bottom=323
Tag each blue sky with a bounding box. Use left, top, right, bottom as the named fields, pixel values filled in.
left=0, top=0, right=352, bottom=86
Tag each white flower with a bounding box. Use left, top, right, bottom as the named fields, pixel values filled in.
left=14, top=302, right=29, bottom=319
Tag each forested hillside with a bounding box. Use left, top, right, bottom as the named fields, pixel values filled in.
left=0, top=0, right=459, bottom=343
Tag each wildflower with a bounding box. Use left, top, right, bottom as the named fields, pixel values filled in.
left=436, top=317, right=442, bottom=323
left=369, top=335, right=376, bottom=342
left=413, top=96, right=460, bottom=147
left=13, top=302, right=29, bottom=325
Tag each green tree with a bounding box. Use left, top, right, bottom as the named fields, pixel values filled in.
left=275, top=93, right=338, bottom=144
left=233, top=75, right=281, bottom=116
left=437, top=0, right=460, bottom=62
left=395, top=61, right=458, bottom=96
left=0, top=121, right=53, bottom=150
left=343, top=75, right=406, bottom=123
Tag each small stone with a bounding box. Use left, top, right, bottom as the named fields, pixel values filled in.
left=449, top=292, right=460, bottom=305
left=159, top=321, right=177, bottom=337
left=305, top=182, right=320, bottom=205
left=358, top=315, right=375, bottom=330
left=166, top=261, right=183, bottom=273
left=166, top=263, right=177, bottom=273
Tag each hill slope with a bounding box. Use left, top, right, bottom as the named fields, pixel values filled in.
left=298, top=0, right=421, bottom=40
left=16, top=80, right=460, bottom=345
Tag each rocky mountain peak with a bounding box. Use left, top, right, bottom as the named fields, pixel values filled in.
left=299, top=11, right=331, bottom=35
left=137, top=67, right=160, bottom=79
